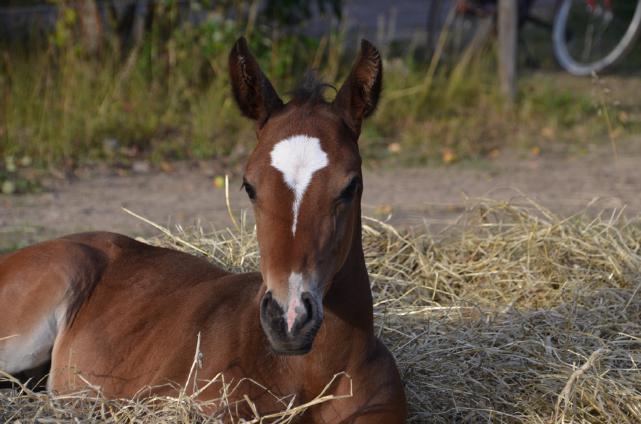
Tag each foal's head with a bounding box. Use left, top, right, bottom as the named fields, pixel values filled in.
left=229, top=37, right=382, bottom=355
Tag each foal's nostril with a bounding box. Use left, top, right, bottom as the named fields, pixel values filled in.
left=260, top=291, right=285, bottom=330
left=261, top=291, right=272, bottom=308
left=300, top=292, right=316, bottom=327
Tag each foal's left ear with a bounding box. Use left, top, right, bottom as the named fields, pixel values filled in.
left=229, top=37, right=283, bottom=124
left=333, top=39, right=383, bottom=133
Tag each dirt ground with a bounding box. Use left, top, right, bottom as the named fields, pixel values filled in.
left=2, top=140, right=641, bottom=251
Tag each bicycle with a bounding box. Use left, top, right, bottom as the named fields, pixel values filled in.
left=553, top=0, right=641, bottom=75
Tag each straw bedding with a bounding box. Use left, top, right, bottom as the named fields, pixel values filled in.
left=2, top=199, right=640, bottom=423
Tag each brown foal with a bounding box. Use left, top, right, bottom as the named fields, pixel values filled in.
left=0, top=38, right=407, bottom=422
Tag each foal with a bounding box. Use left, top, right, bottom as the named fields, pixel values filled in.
left=0, top=38, right=406, bottom=422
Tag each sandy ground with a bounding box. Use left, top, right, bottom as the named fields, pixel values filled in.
left=1, top=140, right=641, bottom=251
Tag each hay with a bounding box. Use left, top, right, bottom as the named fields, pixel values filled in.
left=2, top=199, right=641, bottom=423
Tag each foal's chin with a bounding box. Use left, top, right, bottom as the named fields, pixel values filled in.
left=271, top=342, right=314, bottom=356
left=261, top=319, right=323, bottom=356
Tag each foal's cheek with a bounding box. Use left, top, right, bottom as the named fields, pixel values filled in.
left=326, top=206, right=355, bottom=271
left=337, top=202, right=357, bottom=239
left=332, top=203, right=351, bottom=235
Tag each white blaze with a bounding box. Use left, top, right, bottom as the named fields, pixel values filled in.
left=270, top=135, right=328, bottom=235
left=286, top=272, right=304, bottom=332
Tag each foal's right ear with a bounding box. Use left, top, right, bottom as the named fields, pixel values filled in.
left=229, top=37, right=283, bottom=124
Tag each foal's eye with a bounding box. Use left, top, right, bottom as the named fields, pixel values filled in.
left=339, top=177, right=361, bottom=202
left=242, top=180, right=257, bottom=201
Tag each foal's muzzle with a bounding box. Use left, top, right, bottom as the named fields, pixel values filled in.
left=259, top=291, right=323, bottom=355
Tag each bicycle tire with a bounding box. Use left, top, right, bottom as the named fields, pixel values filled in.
left=553, top=0, right=641, bottom=76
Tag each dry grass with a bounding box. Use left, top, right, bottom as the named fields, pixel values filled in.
left=2, top=199, right=641, bottom=423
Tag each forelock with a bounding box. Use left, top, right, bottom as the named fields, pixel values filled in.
left=291, top=72, right=336, bottom=105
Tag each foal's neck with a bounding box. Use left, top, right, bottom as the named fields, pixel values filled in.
left=324, top=208, right=374, bottom=335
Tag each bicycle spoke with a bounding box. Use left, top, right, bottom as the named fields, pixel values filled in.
left=581, top=20, right=595, bottom=62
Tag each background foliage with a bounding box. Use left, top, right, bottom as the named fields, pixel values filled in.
left=0, top=0, right=636, bottom=179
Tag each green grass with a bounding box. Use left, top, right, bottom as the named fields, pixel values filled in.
left=0, top=3, right=636, bottom=175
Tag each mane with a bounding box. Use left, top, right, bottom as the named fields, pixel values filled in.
left=291, top=72, right=336, bottom=105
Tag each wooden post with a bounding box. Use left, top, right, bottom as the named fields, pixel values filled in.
left=77, top=0, right=102, bottom=55
left=498, top=0, right=517, bottom=105
left=131, top=0, right=149, bottom=48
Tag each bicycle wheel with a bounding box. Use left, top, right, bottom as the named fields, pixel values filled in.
left=553, top=0, right=641, bottom=76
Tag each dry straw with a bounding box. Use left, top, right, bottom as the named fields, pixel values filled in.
left=2, top=198, right=641, bottom=423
